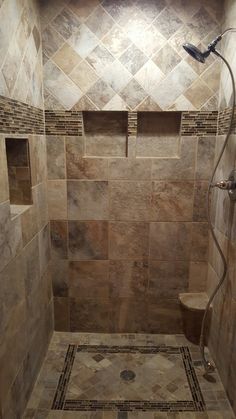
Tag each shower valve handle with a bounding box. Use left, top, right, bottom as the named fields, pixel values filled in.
left=211, top=170, right=236, bottom=202
left=212, top=179, right=236, bottom=190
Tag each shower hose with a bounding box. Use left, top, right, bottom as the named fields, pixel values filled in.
left=200, top=50, right=236, bottom=373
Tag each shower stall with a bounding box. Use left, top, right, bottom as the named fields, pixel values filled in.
left=0, top=0, right=236, bottom=418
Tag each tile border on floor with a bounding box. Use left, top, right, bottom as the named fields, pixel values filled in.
left=51, top=344, right=205, bottom=413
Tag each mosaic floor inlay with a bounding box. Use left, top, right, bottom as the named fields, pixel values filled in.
left=52, top=345, right=205, bottom=412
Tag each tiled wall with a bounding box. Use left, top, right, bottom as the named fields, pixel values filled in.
left=0, top=2, right=53, bottom=418
left=40, top=0, right=222, bottom=111
left=0, top=0, right=43, bottom=108
left=47, top=110, right=218, bottom=333
left=206, top=0, right=236, bottom=414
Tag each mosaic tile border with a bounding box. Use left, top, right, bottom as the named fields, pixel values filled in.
left=0, top=95, right=44, bottom=134
left=52, top=345, right=205, bottom=413
left=218, top=106, right=236, bottom=135
left=45, top=110, right=218, bottom=137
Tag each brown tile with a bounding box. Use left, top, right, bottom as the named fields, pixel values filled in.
left=149, top=261, right=189, bottom=298
left=150, top=222, right=192, bottom=260
left=39, top=224, right=51, bottom=275
left=51, top=8, right=80, bottom=40
left=54, top=297, right=69, bottom=331
left=108, top=158, right=151, bottom=180
left=147, top=297, right=183, bottom=333
left=151, top=137, right=197, bottom=180
left=120, top=79, right=147, bottom=110
left=23, top=235, right=40, bottom=295
left=151, top=181, right=194, bottom=221
left=109, top=260, right=148, bottom=298
left=33, top=182, right=48, bottom=230
left=69, top=261, right=109, bottom=298
left=109, top=181, right=151, bottom=221
left=68, top=221, right=108, bottom=260
left=67, top=180, right=109, bottom=220
left=47, top=136, right=66, bottom=180
left=51, top=259, right=68, bottom=297
left=86, top=5, right=114, bottom=39
left=69, top=298, right=113, bottom=332
left=109, top=222, right=149, bottom=259
left=112, top=297, right=148, bottom=333
left=47, top=180, right=67, bottom=220
left=86, top=79, right=115, bottom=110
left=0, top=136, right=9, bottom=203
left=189, top=261, right=207, bottom=292
left=191, top=222, right=209, bottom=261
left=50, top=220, right=68, bottom=259
left=21, top=204, right=38, bottom=246
left=153, top=43, right=182, bottom=75
left=196, top=136, right=216, bottom=180
left=193, top=181, right=208, bottom=221
left=29, top=135, right=47, bottom=186
left=67, top=156, right=108, bottom=180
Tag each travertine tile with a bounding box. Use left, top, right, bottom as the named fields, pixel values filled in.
left=69, top=60, right=98, bottom=92
left=68, top=24, right=98, bottom=58
left=86, top=44, right=115, bottom=76
left=109, top=222, right=149, bottom=259
left=149, top=222, right=192, bottom=260
left=193, top=181, right=208, bottom=222
left=153, top=43, right=182, bottom=75
left=47, top=136, right=66, bottom=180
left=151, top=181, right=194, bottom=221
left=68, top=180, right=109, bottom=220
left=109, top=181, right=151, bottom=221
left=102, top=25, right=131, bottom=57
left=69, top=260, right=109, bottom=298
left=54, top=297, right=69, bottom=331
left=191, top=222, right=209, bottom=262
left=153, top=6, right=183, bottom=39
left=149, top=261, right=189, bottom=298
left=120, top=79, right=147, bottom=110
left=68, top=221, right=108, bottom=260
left=47, top=180, right=67, bottom=220
left=189, top=261, right=207, bottom=292
left=185, top=78, right=213, bottom=109
left=52, top=43, right=82, bottom=75
left=50, top=220, right=68, bottom=259
left=196, top=137, right=216, bottom=180
left=51, top=7, right=80, bottom=40
left=70, top=298, right=113, bottom=332
left=108, top=158, right=151, bottom=180
left=0, top=136, right=9, bottom=203
left=85, top=5, right=114, bottom=39
left=68, top=0, right=100, bottom=21
left=51, top=259, right=68, bottom=297
left=39, top=224, right=50, bottom=275
left=86, top=79, right=115, bottom=109
left=119, top=45, right=148, bottom=76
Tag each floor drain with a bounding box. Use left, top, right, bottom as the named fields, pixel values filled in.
left=120, top=370, right=136, bottom=382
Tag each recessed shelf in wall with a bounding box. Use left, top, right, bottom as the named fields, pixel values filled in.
left=5, top=137, right=33, bottom=205
left=83, top=111, right=128, bottom=158
left=136, top=112, right=181, bottom=158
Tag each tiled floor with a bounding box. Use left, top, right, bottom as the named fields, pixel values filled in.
left=23, top=333, right=235, bottom=419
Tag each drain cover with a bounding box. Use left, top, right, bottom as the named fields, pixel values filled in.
left=120, top=369, right=136, bottom=382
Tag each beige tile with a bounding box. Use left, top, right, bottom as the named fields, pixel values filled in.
left=29, top=135, right=47, bottom=187
left=69, top=60, right=98, bottom=92
left=50, top=220, right=68, bottom=259
left=189, top=261, right=207, bottom=292
left=48, top=180, right=67, bottom=220
left=102, top=25, right=131, bottom=57
left=185, top=78, right=213, bottom=109
left=68, top=0, right=100, bottom=21
left=21, top=204, right=38, bottom=246
left=151, top=181, right=194, bottom=221
left=109, top=260, right=149, bottom=298
left=109, top=221, right=149, bottom=259
left=191, top=222, right=209, bottom=262
left=108, top=158, right=151, bottom=180
left=67, top=180, right=109, bottom=220
left=54, top=297, right=69, bottom=331
left=68, top=220, right=108, bottom=260
left=150, top=222, right=192, bottom=260
left=52, top=43, right=82, bottom=75
left=0, top=136, right=9, bottom=203
left=86, top=5, right=114, bottom=39
left=33, top=183, right=48, bottom=230
left=47, top=136, right=66, bottom=180
left=109, top=181, right=151, bottom=221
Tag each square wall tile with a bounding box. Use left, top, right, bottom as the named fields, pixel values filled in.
left=109, top=222, right=149, bottom=259
left=150, top=222, right=192, bottom=260
left=69, top=260, right=109, bottom=298
left=67, top=180, right=109, bottom=220
left=68, top=220, right=108, bottom=260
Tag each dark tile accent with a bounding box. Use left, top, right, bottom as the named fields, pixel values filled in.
left=45, top=110, right=83, bottom=136
left=217, top=106, right=236, bottom=135
left=0, top=95, right=44, bottom=134
left=52, top=345, right=205, bottom=412
left=181, top=111, right=218, bottom=136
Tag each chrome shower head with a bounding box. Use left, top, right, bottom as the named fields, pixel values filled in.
left=182, top=43, right=211, bottom=63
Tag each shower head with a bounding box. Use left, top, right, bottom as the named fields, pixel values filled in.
left=182, top=43, right=210, bottom=63
left=183, top=28, right=236, bottom=63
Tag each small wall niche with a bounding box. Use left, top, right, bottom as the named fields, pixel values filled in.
left=5, top=138, right=32, bottom=205
left=83, top=111, right=128, bottom=157
left=136, top=112, right=182, bottom=158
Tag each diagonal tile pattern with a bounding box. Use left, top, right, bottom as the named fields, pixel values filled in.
left=39, top=0, right=223, bottom=110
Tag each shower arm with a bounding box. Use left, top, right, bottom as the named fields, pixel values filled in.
left=207, top=28, right=236, bottom=52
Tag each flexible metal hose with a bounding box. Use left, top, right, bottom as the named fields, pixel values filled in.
left=199, top=50, right=236, bottom=373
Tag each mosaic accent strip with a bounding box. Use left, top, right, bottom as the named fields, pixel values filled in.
left=45, top=110, right=81, bottom=136
left=0, top=95, right=44, bottom=134
left=45, top=110, right=219, bottom=137
left=52, top=345, right=205, bottom=413
left=181, top=111, right=218, bottom=136
left=218, top=106, right=236, bottom=135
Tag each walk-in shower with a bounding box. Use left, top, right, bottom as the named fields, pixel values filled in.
left=183, top=28, right=236, bottom=374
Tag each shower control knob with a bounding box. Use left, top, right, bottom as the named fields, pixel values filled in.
left=212, top=170, right=236, bottom=202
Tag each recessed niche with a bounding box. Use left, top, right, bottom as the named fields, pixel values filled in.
left=136, top=112, right=181, bottom=158
left=83, top=111, right=128, bottom=157
left=5, top=138, right=32, bottom=205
